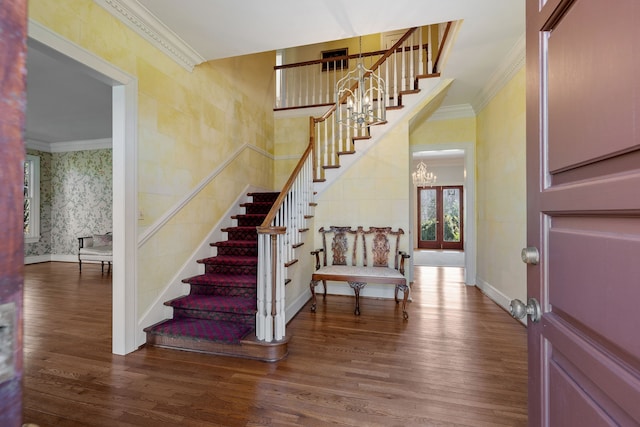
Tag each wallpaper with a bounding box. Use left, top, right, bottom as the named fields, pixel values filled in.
left=24, top=148, right=112, bottom=258
left=51, top=149, right=113, bottom=255
left=24, top=149, right=53, bottom=257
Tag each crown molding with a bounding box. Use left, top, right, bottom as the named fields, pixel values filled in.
left=472, top=34, right=525, bottom=113
left=93, top=0, right=206, bottom=72
left=26, top=138, right=113, bottom=153
left=428, top=104, right=476, bottom=122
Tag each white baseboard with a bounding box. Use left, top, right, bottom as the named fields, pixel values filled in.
left=136, top=185, right=266, bottom=346
left=475, top=277, right=526, bottom=326
left=24, top=255, right=52, bottom=264
left=51, top=254, right=79, bottom=263
left=413, top=250, right=465, bottom=267
left=286, top=289, right=312, bottom=324
left=25, top=254, right=83, bottom=264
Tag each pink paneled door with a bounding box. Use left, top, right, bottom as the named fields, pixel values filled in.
left=526, top=0, right=640, bottom=425
left=0, top=0, right=28, bottom=425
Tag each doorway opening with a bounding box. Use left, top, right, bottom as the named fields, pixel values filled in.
left=28, top=20, right=138, bottom=355
left=410, top=144, right=475, bottom=284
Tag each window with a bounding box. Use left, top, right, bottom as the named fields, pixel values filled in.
left=321, top=48, right=348, bottom=71
left=275, top=50, right=284, bottom=108
left=24, top=155, right=40, bottom=243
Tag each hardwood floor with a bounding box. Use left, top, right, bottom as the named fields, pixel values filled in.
left=23, top=262, right=527, bottom=427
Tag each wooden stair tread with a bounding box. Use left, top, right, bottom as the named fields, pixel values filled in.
left=284, top=259, right=298, bottom=268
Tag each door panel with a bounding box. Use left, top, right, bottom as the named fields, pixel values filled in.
left=547, top=0, right=640, bottom=173
left=527, top=0, right=640, bottom=425
left=546, top=319, right=640, bottom=423
left=549, top=363, right=618, bottom=427
left=549, top=222, right=640, bottom=358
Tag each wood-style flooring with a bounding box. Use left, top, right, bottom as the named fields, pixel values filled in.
left=22, top=262, right=527, bottom=427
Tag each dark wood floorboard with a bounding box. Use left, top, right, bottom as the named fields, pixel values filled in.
left=22, top=262, right=527, bottom=427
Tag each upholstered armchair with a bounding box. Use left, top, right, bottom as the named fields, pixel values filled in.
left=78, top=232, right=112, bottom=274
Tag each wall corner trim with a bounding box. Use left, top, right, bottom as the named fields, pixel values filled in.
left=93, top=0, right=206, bottom=72
left=472, top=34, right=525, bottom=114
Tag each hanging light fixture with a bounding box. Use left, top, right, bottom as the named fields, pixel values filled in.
left=335, top=37, right=386, bottom=129
left=412, top=161, right=437, bottom=186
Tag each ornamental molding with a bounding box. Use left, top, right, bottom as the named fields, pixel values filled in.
left=472, top=34, right=526, bottom=114
left=428, top=104, right=475, bottom=122
left=94, top=0, right=206, bottom=72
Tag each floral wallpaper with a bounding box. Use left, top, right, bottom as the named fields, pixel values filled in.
left=24, top=148, right=112, bottom=258
left=24, top=149, right=52, bottom=257
left=51, top=149, right=113, bottom=255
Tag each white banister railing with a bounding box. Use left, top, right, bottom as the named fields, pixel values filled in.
left=311, top=27, right=429, bottom=180
left=256, top=143, right=315, bottom=342
left=275, top=27, right=433, bottom=111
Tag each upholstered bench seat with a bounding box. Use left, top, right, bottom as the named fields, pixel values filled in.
left=310, top=226, right=410, bottom=319
left=78, top=233, right=112, bottom=274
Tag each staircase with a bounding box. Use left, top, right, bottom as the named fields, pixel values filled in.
left=143, top=24, right=455, bottom=357
left=144, top=192, right=288, bottom=361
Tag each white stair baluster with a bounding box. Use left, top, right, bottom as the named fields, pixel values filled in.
left=419, top=27, right=424, bottom=76
left=428, top=27, right=433, bottom=74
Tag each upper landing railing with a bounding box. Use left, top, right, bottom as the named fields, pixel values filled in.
left=276, top=30, right=431, bottom=111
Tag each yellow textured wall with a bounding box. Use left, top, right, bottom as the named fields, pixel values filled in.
left=315, top=123, right=410, bottom=239
left=29, top=0, right=275, bottom=313
left=273, top=114, right=311, bottom=188
left=476, top=67, right=526, bottom=302
left=410, top=117, right=476, bottom=146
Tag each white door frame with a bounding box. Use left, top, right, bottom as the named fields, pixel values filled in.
left=28, top=20, right=138, bottom=355
left=410, top=142, right=476, bottom=285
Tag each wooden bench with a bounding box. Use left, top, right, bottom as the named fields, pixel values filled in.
left=310, top=226, right=411, bottom=319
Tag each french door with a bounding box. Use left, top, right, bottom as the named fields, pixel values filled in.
left=417, top=186, right=463, bottom=250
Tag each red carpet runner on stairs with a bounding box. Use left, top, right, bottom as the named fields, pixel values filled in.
left=144, top=192, right=279, bottom=351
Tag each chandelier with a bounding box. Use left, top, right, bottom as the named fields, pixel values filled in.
left=335, top=38, right=386, bottom=129
left=412, top=161, right=437, bottom=186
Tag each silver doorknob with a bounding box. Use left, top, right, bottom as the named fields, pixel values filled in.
left=510, top=298, right=541, bottom=323
left=521, top=247, right=539, bottom=265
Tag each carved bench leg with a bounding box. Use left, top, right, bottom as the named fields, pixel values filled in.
left=396, top=283, right=410, bottom=320
left=310, top=280, right=318, bottom=312
left=348, top=282, right=366, bottom=316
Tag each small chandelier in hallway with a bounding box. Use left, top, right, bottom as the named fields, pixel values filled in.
left=335, top=37, right=386, bottom=129
left=412, top=161, right=437, bottom=186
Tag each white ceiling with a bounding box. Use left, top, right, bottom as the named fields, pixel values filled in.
left=26, top=0, right=525, bottom=145
left=26, top=40, right=113, bottom=144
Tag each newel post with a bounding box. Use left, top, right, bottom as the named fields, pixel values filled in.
left=256, top=226, right=286, bottom=342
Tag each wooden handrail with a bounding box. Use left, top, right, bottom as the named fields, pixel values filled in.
left=433, top=21, right=453, bottom=73
left=257, top=135, right=315, bottom=233
left=274, top=43, right=428, bottom=71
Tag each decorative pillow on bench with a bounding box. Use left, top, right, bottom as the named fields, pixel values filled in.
left=92, top=233, right=112, bottom=247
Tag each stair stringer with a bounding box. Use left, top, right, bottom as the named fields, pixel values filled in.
left=314, top=77, right=453, bottom=196
left=136, top=184, right=268, bottom=347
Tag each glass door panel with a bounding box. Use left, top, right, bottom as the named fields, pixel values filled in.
left=443, top=188, right=461, bottom=243
left=419, top=188, right=438, bottom=246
